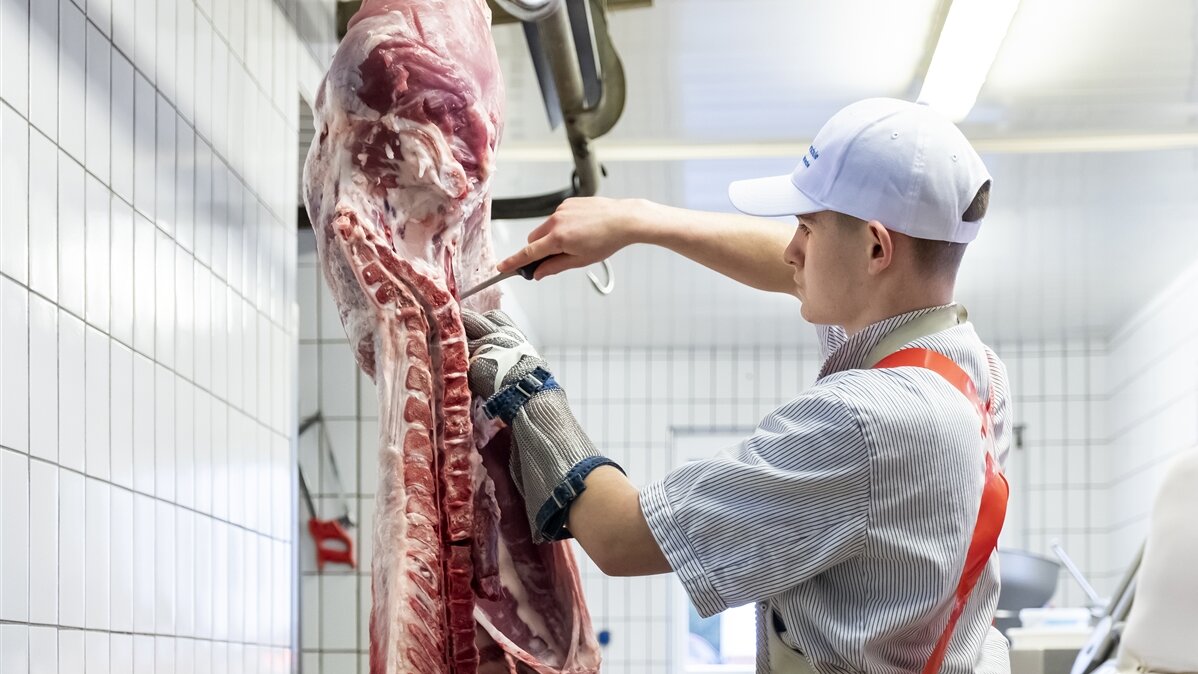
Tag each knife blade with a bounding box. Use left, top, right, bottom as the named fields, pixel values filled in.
left=458, top=257, right=550, bottom=300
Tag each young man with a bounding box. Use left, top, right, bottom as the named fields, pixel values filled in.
left=462, top=98, right=1012, bottom=673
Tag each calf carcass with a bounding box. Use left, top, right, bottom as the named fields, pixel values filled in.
left=302, top=1, right=601, bottom=672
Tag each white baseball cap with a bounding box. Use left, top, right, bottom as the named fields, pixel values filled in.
left=728, top=98, right=991, bottom=244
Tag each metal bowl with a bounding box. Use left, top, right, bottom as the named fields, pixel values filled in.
left=996, top=549, right=1061, bottom=634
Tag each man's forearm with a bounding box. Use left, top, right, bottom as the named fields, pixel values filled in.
left=636, top=202, right=797, bottom=294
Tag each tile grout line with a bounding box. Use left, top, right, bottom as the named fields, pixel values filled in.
left=0, top=267, right=292, bottom=440
left=0, top=617, right=292, bottom=649
left=22, top=449, right=293, bottom=544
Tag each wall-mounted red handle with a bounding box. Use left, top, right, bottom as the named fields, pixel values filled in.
left=307, top=517, right=356, bottom=570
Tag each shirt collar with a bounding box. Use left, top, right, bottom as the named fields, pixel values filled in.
left=818, top=304, right=957, bottom=379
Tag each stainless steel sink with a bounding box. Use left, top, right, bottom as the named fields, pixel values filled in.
left=996, top=549, right=1061, bottom=634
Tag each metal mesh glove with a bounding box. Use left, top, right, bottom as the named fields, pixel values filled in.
left=460, top=309, right=547, bottom=400
left=462, top=309, right=619, bottom=542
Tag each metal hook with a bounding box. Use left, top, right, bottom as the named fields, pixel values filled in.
left=587, top=259, right=615, bottom=295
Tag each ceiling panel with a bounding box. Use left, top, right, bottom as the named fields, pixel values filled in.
left=968, top=0, right=1198, bottom=134
left=983, top=0, right=1197, bottom=104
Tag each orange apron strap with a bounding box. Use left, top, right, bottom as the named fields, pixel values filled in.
left=873, top=348, right=1010, bottom=674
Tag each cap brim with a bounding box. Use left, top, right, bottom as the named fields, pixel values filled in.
left=728, top=174, right=824, bottom=217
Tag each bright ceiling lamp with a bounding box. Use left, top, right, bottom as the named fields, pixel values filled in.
left=918, top=0, right=1020, bottom=121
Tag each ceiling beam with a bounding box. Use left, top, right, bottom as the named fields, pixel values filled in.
left=495, top=130, right=1198, bottom=162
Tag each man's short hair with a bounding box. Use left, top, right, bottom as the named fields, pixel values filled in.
left=909, top=180, right=989, bottom=276
left=962, top=180, right=990, bottom=223
left=838, top=181, right=990, bottom=278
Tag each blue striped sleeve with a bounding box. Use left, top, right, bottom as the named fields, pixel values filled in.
left=640, top=478, right=727, bottom=617
left=640, top=388, right=871, bottom=618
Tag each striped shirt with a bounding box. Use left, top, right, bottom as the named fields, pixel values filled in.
left=641, top=306, right=1012, bottom=674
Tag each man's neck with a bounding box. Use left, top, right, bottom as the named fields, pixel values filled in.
left=842, top=289, right=956, bottom=336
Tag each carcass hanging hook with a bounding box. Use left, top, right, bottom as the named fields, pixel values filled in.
left=587, top=259, right=614, bottom=295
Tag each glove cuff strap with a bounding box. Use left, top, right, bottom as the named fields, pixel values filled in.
left=483, top=366, right=561, bottom=423
left=534, top=456, right=625, bottom=542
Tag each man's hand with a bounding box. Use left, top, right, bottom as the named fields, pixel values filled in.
left=497, top=197, right=649, bottom=280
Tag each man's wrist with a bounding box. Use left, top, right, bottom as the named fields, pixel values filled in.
left=630, top=198, right=673, bottom=247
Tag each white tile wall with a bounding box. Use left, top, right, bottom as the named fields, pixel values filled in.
left=993, top=339, right=1112, bottom=607
left=1, top=108, right=31, bottom=285
left=1100, top=258, right=1198, bottom=587
left=28, top=460, right=58, bottom=625
left=86, top=325, right=112, bottom=479
left=29, top=626, right=56, bottom=674
left=0, top=0, right=316, bottom=671
left=61, top=629, right=86, bottom=674
left=27, top=0, right=58, bottom=143
left=29, top=129, right=58, bottom=301
left=1, top=450, right=30, bottom=620
left=1, top=626, right=25, bottom=672
left=87, top=477, right=113, bottom=631
left=60, top=469, right=88, bottom=628
left=59, top=311, right=87, bottom=473
left=111, top=486, right=135, bottom=633
left=0, top=1, right=31, bottom=118
left=59, top=153, right=88, bottom=317
left=1, top=279, right=30, bottom=455
left=296, top=233, right=372, bottom=673
left=88, top=630, right=112, bottom=674
left=112, top=634, right=134, bottom=674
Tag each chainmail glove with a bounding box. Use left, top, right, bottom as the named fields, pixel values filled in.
left=462, top=309, right=622, bottom=543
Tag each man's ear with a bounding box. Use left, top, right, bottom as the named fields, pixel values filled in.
left=866, top=220, right=893, bottom=275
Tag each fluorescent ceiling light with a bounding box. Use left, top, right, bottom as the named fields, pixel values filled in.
left=918, top=0, right=1020, bottom=121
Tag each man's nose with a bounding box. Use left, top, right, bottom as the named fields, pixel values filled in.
left=785, top=242, right=804, bottom=267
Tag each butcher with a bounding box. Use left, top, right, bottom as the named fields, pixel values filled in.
left=462, top=98, right=1011, bottom=674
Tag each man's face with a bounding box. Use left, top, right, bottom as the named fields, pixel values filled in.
left=783, top=211, right=870, bottom=326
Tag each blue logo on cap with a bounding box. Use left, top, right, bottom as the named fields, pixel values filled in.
left=802, top=145, right=819, bottom=168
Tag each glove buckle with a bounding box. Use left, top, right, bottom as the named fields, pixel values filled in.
left=514, top=371, right=547, bottom=399
left=483, top=367, right=561, bottom=423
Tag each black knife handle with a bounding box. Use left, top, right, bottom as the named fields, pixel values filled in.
left=517, top=258, right=548, bottom=280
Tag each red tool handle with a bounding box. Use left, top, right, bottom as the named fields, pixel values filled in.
left=307, top=517, right=356, bottom=570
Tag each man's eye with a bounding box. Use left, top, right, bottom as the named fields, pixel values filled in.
left=799, top=223, right=811, bottom=234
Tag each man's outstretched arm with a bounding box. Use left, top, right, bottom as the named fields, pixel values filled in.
left=498, top=197, right=797, bottom=295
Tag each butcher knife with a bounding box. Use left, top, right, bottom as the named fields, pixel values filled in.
left=458, top=257, right=550, bottom=300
